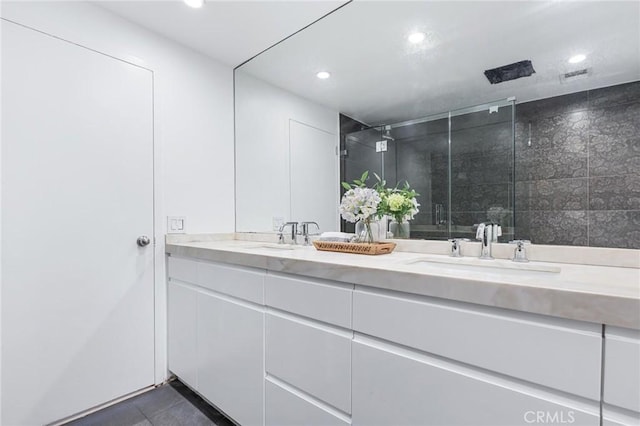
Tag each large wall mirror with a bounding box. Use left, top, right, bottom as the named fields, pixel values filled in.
left=235, top=1, right=640, bottom=249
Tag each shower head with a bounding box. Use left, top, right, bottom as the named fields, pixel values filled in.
left=382, top=126, right=395, bottom=141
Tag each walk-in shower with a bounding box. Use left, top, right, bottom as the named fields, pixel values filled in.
left=342, top=99, right=516, bottom=242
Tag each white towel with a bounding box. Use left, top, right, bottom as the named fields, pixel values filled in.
left=318, top=232, right=356, bottom=242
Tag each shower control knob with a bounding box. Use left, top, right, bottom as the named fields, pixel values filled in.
left=137, top=236, right=151, bottom=247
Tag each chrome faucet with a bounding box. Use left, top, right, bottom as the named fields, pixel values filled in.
left=300, top=221, right=320, bottom=246
left=476, top=222, right=501, bottom=260
left=278, top=222, right=299, bottom=244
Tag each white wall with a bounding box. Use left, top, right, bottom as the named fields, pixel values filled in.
left=235, top=70, right=339, bottom=232
left=1, top=1, right=235, bottom=234
left=0, top=0, right=235, bottom=407
left=0, top=18, right=3, bottom=426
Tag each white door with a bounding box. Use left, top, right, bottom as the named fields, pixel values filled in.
left=1, top=21, right=155, bottom=425
left=289, top=120, right=339, bottom=232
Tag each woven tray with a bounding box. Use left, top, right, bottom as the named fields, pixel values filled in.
left=312, top=240, right=397, bottom=255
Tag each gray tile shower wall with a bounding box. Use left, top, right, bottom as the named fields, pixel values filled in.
left=515, top=80, right=640, bottom=249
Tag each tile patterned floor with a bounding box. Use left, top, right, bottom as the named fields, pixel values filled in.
left=66, top=380, right=235, bottom=426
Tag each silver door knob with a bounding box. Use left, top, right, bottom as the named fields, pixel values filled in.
left=137, top=236, right=151, bottom=247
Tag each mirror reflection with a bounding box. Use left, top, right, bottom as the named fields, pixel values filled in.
left=342, top=99, right=515, bottom=243
left=235, top=1, right=640, bottom=249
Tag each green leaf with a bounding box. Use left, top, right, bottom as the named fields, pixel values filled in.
left=360, top=170, right=369, bottom=182
left=341, top=182, right=351, bottom=190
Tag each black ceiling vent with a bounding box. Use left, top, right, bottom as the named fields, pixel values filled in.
left=484, top=60, right=535, bottom=84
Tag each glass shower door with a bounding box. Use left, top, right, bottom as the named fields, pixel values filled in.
left=340, top=98, right=515, bottom=241
left=390, top=116, right=449, bottom=240
left=342, top=127, right=384, bottom=232
left=449, top=100, right=515, bottom=242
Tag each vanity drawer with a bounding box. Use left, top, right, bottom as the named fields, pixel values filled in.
left=266, top=313, right=351, bottom=413
left=352, top=338, right=600, bottom=426
left=168, top=256, right=198, bottom=284
left=197, top=261, right=264, bottom=304
left=168, top=257, right=264, bottom=304
left=604, top=326, right=640, bottom=413
left=353, top=289, right=602, bottom=400
left=265, top=379, right=350, bottom=426
left=265, top=273, right=352, bottom=327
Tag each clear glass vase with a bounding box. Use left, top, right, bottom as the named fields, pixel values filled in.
left=355, top=219, right=381, bottom=244
left=389, top=220, right=410, bottom=239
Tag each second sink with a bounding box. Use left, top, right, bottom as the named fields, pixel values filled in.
left=403, top=254, right=561, bottom=274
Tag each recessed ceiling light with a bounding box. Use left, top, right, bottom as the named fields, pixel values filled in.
left=184, top=0, right=204, bottom=8
left=408, top=32, right=426, bottom=44
left=568, top=54, right=586, bottom=64
left=316, top=71, right=331, bottom=80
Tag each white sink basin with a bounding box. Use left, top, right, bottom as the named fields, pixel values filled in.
left=404, top=255, right=561, bottom=274
left=241, top=243, right=299, bottom=251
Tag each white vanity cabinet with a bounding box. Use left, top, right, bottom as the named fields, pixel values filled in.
left=167, top=281, right=198, bottom=388
left=165, top=249, right=634, bottom=426
left=264, top=273, right=353, bottom=425
left=351, top=287, right=602, bottom=426
left=603, top=326, right=640, bottom=426
left=197, top=290, right=264, bottom=426
left=167, top=256, right=265, bottom=426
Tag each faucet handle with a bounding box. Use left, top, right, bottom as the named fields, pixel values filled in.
left=509, top=240, right=531, bottom=262
left=277, top=223, right=286, bottom=244
left=448, top=238, right=469, bottom=257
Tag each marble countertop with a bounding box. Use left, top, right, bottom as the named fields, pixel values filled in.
left=166, top=235, right=640, bottom=329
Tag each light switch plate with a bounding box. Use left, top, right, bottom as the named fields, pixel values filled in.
left=167, top=216, right=186, bottom=234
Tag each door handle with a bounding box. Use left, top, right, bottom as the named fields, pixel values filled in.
left=137, top=236, right=151, bottom=247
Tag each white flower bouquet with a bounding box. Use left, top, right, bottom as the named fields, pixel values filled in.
left=340, top=171, right=382, bottom=243
left=339, top=187, right=381, bottom=223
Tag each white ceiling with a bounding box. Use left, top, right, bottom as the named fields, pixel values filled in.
left=238, top=1, right=640, bottom=125
left=97, top=1, right=640, bottom=125
left=96, top=0, right=349, bottom=67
